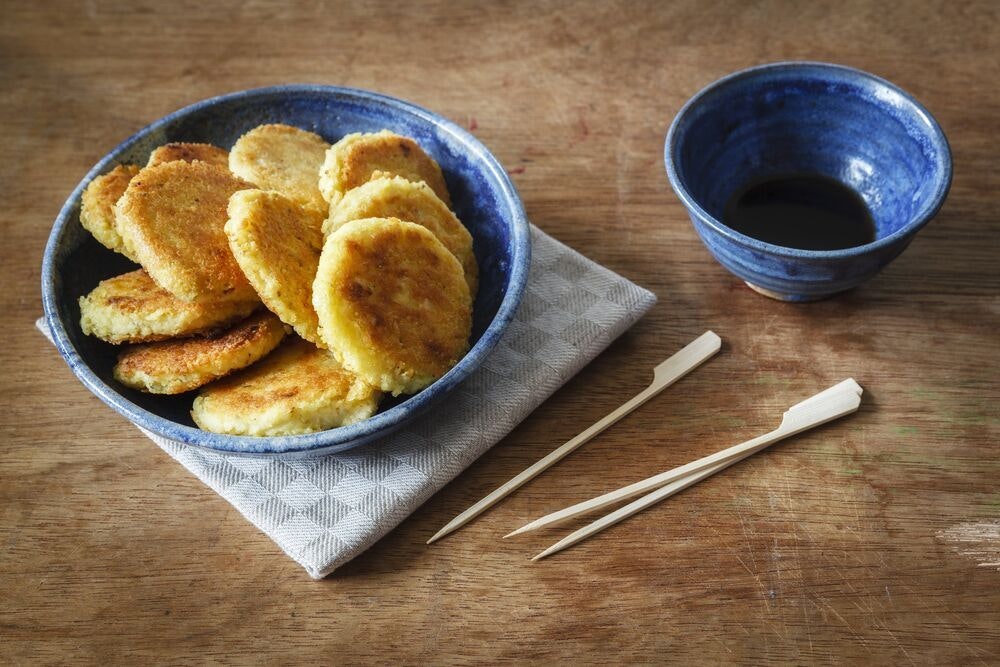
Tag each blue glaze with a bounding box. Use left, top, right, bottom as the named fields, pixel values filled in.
left=41, top=85, right=530, bottom=457
left=665, top=62, right=952, bottom=301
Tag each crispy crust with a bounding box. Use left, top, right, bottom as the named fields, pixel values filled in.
left=228, top=124, right=329, bottom=215
left=79, top=269, right=259, bottom=344
left=80, top=164, right=141, bottom=260
left=225, top=189, right=326, bottom=346
left=114, top=160, right=258, bottom=303
left=313, top=217, right=471, bottom=395
left=147, top=142, right=230, bottom=169
left=319, top=130, right=451, bottom=207
left=191, top=338, right=381, bottom=436
left=325, top=176, right=477, bottom=296
left=113, top=311, right=287, bottom=394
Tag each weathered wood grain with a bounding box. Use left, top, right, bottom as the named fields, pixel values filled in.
left=1, top=0, right=998, bottom=663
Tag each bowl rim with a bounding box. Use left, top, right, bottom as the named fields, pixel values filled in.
left=41, top=84, right=531, bottom=456
left=664, top=61, right=953, bottom=259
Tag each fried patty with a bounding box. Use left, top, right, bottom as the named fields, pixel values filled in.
left=228, top=123, right=329, bottom=215
left=319, top=130, right=451, bottom=207
left=325, top=176, right=477, bottom=295
left=147, top=142, right=230, bottom=169
left=191, top=337, right=381, bottom=436
left=113, top=311, right=286, bottom=394
left=225, top=189, right=326, bottom=346
left=114, top=160, right=258, bottom=303
left=80, top=164, right=141, bottom=260
left=79, top=269, right=259, bottom=344
left=312, top=217, right=472, bottom=395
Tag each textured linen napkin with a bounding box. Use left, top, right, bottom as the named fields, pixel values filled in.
left=38, top=226, right=656, bottom=578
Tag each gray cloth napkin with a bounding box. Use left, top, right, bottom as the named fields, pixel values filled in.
left=38, top=226, right=656, bottom=578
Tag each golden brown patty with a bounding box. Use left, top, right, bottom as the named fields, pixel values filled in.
left=114, top=160, right=258, bottom=303
left=147, top=142, right=230, bottom=169
left=312, top=217, right=472, bottom=395
left=79, top=269, right=259, bottom=344
left=225, top=189, right=326, bottom=346
left=113, top=311, right=287, bottom=394
left=319, top=130, right=451, bottom=207
left=191, top=337, right=381, bottom=436
left=325, top=176, right=477, bottom=295
left=80, top=164, right=141, bottom=260
left=228, top=123, right=329, bottom=215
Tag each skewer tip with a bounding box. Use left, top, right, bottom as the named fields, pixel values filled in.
left=503, top=525, right=530, bottom=539
left=531, top=545, right=559, bottom=561
left=426, top=527, right=449, bottom=544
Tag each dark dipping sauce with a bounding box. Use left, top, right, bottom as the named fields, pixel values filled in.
left=722, top=174, right=876, bottom=251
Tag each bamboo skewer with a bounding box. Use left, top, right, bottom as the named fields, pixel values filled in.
left=506, top=379, right=861, bottom=537
left=528, top=380, right=863, bottom=560
left=426, top=331, right=723, bottom=545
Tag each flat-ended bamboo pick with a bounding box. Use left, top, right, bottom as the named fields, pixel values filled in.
left=507, top=378, right=862, bottom=537
left=529, top=379, right=863, bottom=560
left=426, top=330, right=723, bottom=545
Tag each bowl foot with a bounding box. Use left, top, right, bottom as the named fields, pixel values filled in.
left=744, top=282, right=834, bottom=302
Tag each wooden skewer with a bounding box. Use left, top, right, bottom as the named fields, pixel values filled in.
left=529, top=380, right=863, bottom=560
left=426, top=331, right=723, bottom=545
left=518, top=379, right=861, bottom=539
left=506, top=378, right=862, bottom=538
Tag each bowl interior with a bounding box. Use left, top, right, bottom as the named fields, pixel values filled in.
left=44, top=86, right=528, bottom=455
left=671, top=64, right=951, bottom=242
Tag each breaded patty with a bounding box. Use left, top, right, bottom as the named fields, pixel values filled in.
left=191, top=338, right=381, bottom=436
left=79, top=269, right=259, bottom=344
left=114, top=160, right=258, bottom=303
left=225, top=189, right=326, bottom=347
left=113, top=311, right=286, bottom=394
left=319, top=130, right=451, bottom=207
left=313, top=218, right=472, bottom=395
left=147, top=142, right=230, bottom=169
left=228, top=124, right=329, bottom=215
left=80, top=164, right=141, bottom=260
left=325, top=176, right=478, bottom=295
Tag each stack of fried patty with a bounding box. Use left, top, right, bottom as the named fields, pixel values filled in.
left=78, top=127, right=476, bottom=436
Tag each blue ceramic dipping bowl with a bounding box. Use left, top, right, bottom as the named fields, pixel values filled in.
left=42, top=85, right=530, bottom=457
left=665, top=62, right=952, bottom=301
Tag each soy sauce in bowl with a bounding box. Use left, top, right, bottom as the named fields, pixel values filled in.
left=722, top=174, right=875, bottom=251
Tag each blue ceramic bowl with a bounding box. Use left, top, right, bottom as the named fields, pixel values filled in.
left=42, top=85, right=530, bottom=457
left=665, top=62, right=952, bottom=301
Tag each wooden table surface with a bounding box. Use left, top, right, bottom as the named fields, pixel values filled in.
left=3, top=0, right=998, bottom=663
